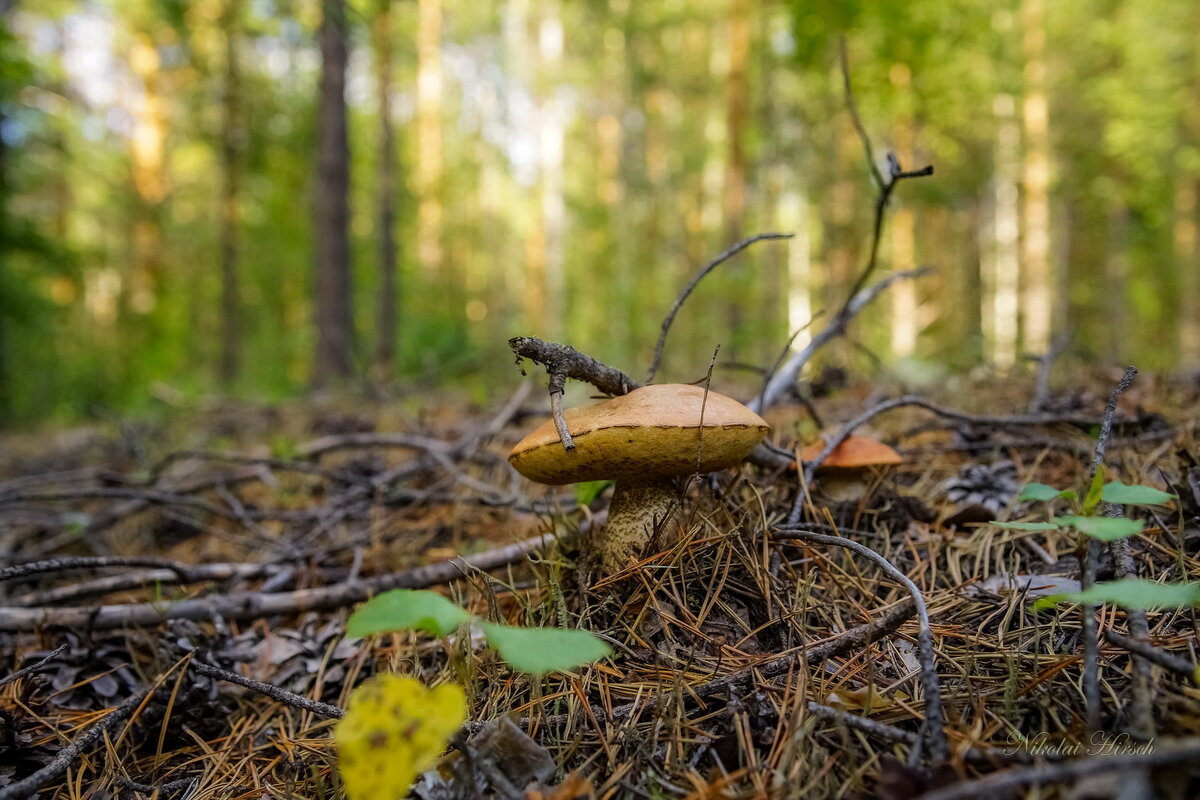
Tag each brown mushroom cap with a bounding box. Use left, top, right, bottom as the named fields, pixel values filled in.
left=508, top=384, right=769, bottom=485
left=800, top=434, right=903, bottom=468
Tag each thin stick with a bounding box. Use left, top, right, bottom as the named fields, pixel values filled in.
left=471, top=597, right=916, bottom=734
left=1104, top=630, right=1198, bottom=682
left=0, top=534, right=551, bottom=631
left=914, top=738, right=1200, bottom=800
left=1028, top=331, right=1072, bottom=413
left=754, top=43, right=932, bottom=413
left=548, top=368, right=575, bottom=451
left=0, top=684, right=157, bottom=800
left=1082, top=366, right=1138, bottom=733
left=508, top=337, right=638, bottom=398
left=0, top=643, right=68, bottom=690
left=753, top=269, right=931, bottom=414
left=0, top=556, right=193, bottom=583
left=772, top=528, right=948, bottom=765
left=1091, top=367, right=1137, bottom=476
left=840, top=38, right=883, bottom=192
left=191, top=662, right=344, bottom=719
left=644, top=232, right=792, bottom=384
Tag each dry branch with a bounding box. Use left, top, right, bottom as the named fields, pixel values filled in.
left=0, top=534, right=551, bottom=631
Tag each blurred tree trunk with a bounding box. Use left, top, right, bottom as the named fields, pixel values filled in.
left=1177, top=180, right=1199, bottom=366
left=1178, top=35, right=1200, bottom=366
left=0, top=0, right=12, bottom=422
left=988, top=94, right=1020, bottom=368
left=218, top=0, right=242, bottom=386
left=723, top=0, right=749, bottom=357
left=1021, top=0, right=1052, bottom=354
left=373, top=0, right=399, bottom=378
left=889, top=65, right=917, bottom=358
left=313, top=0, right=354, bottom=386
left=128, top=32, right=167, bottom=317
left=959, top=203, right=984, bottom=363
left=1104, top=205, right=1129, bottom=361
left=537, top=6, right=566, bottom=340
left=415, top=0, right=443, bottom=280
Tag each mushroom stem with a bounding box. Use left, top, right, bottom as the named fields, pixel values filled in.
left=600, top=478, right=678, bottom=574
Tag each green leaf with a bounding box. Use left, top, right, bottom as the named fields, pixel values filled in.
left=1018, top=483, right=1069, bottom=502
left=1082, top=469, right=1105, bottom=514
left=991, top=521, right=1063, bottom=531
left=574, top=480, right=613, bottom=506
left=1101, top=481, right=1177, bottom=506
left=1034, top=579, right=1200, bottom=610
left=1055, top=515, right=1144, bottom=541
left=346, top=590, right=471, bottom=638
left=481, top=623, right=611, bottom=674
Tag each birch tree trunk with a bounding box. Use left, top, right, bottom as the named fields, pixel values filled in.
left=415, top=0, right=443, bottom=280
left=988, top=94, right=1021, bottom=369
left=1021, top=0, right=1053, bottom=354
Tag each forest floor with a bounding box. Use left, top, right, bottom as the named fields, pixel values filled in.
left=0, top=366, right=1199, bottom=799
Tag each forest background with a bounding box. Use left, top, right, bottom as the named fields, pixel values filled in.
left=1, top=0, right=1198, bottom=427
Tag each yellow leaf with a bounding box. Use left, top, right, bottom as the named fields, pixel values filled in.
left=334, top=675, right=467, bottom=800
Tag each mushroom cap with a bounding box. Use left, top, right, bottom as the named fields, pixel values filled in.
left=800, top=434, right=903, bottom=468
left=508, top=384, right=769, bottom=485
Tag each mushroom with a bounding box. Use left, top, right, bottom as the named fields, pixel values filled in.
left=509, top=384, right=769, bottom=575
left=800, top=434, right=903, bottom=501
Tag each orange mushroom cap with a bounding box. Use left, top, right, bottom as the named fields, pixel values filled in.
left=800, top=434, right=903, bottom=468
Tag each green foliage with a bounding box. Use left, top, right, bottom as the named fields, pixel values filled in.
left=347, top=589, right=611, bottom=675
left=1034, top=579, right=1200, bottom=611
left=346, top=589, right=471, bottom=637
left=1101, top=480, right=1177, bottom=506
left=1017, top=483, right=1076, bottom=503
left=1, top=1, right=1199, bottom=422
left=991, top=521, right=1061, bottom=532
left=574, top=480, right=613, bottom=506
left=998, top=478, right=1183, bottom=612
left=1082, top=470, right=1106, bottom=514
left=1054, top=515, right=1145, bottom=541
left=480, top=622, right=613, bottom=675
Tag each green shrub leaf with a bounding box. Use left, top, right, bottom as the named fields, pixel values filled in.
left=1018, top=483, right=1071, bottom=502
left=574, top=480, right=613, bottom=506
left=1055, top=515, right=1144, bottom=541
left=481, top=623, right=611, bottom=674
left=346, top=589, right=471, bottom=638
left=1034, top=579, right=1200, bottom=611
left=991, top=521, right=1062, bottom=531
left=1082, top=469, right=1105, bottom=514
left=1101, top=481, right=1177, bottom=506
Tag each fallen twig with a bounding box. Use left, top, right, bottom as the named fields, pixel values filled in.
left=644, top=232, right=793, bottom=384
left=1082, top=366, right=1138, bottom=733
left=0, top=556, right=194, bottom=584
left=914, top=737, right=1200, bottom=800
left=0, top=642, right=67, bottom=689
left=772, top=528, right=948, bottom=765
left=1028, top=331, right=1072, bottom=413
left=0, top=683, right=158, bottom=800
left=752, top=41, right=934, bottom=414
left=191, top=661, right=344, bottom=719
left=1104, top=630, right=1199, bottom=682
left=0, top=534, right=551, bottom=631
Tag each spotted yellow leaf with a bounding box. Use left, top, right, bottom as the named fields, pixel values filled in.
left=334, top=675, right=467, bottom=800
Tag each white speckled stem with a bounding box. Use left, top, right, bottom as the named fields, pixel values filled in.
left=600, top=478, right=677, bottom=575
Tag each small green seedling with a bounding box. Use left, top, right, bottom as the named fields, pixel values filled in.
left=345, top=588, right=611, bottom=673
left=335, top=589, right=611, bottom=800
left=992, top=472, right=1194, bottom=611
